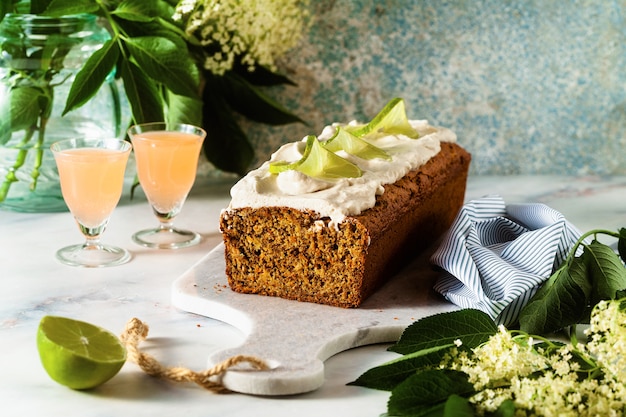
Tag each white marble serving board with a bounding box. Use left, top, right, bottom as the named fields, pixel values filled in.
left=171, top=243, right=458, bottom=396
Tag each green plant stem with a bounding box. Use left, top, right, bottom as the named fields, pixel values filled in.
left=30, top=116, right=49, bottom=191
left=0, top=125, right=36, bottom=200
left=512, top=330, right=604, bottom=381
left=94, top=0, right=127, bottom=52
left=563, top=229, right=620, bottom=267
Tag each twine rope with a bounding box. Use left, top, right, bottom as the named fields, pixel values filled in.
left=120, top=318, right=268, bottom=393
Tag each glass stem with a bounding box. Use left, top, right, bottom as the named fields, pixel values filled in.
left=83, top=235, right=103, bottom=250
left=153, top=207, right=179, bottom=230
left=78, top=220, right=108, bottom=247
left=159, top=220, right=174, bottom=230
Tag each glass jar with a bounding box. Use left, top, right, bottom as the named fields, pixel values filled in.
left=0, top=13, right=122, bottom=212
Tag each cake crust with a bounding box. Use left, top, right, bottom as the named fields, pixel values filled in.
left=220, top=142, right=471, bottom=308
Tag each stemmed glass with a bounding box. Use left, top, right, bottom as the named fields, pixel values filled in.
left=128, top=122, right=206, bottom=249
left=51, top=138, right=132, bottom=267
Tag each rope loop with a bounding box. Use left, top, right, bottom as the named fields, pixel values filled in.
left=120, top=318, right=268, bottom=393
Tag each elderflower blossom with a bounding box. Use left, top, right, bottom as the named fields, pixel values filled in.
left=446, top=325, right=547, bottom=391
left=174, top=0, right=310, bottom=75
left=439, top=300, right=626, bottom=416
left=586, top=299, right=626, bottom=381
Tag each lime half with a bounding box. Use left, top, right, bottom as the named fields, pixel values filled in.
left=37, top=316, right=126, bottom=390
left=269, top=135, right=362, bottom=179
left=351, top=97, right=420, bottom=138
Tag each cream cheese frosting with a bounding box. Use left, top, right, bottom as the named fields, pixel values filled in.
left=227, top=120, right=457, bottom=224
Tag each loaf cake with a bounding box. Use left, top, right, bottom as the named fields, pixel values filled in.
left=220, top=101, right=471, bottom=308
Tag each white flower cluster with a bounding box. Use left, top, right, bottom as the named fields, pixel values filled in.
left=441, top=300, right=626, bottom=416
left=174, top=0, right=309, bottom=75
left=586, top=299, right=626, bottom=382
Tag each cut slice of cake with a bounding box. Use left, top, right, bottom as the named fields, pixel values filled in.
left=220, top=99, right=471, bottom=308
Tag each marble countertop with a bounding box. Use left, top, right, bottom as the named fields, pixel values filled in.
left=3, top=175, right=626, bottom=416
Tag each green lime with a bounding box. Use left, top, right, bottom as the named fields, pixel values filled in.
left=269, top=135, right=362, bottom=179
left=37, top=316, right=126, bottom=390
left=350, top=97, right=420, bottom=138
left=323, top=127, right=391, bottom=161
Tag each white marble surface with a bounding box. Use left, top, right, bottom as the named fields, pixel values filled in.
left=172, top=243, right=458, bottom=396
left=3, top=175, right=626, bottom=416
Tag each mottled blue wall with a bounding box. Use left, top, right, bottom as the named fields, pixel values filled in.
left=244, top=0, right=626, bottom=176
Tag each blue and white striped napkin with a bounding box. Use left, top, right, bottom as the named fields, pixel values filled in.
left=430, top=195, right=584, bottom=326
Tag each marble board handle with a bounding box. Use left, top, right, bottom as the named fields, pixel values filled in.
left=171, top=243, right=457, bottom=395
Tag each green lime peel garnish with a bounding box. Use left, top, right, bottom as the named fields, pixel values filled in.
left=349, top=97, right=420, bottom=139
left=269, top=98, right=418, bottom=179
left=269, top=135, right=362, bottom=179
left=323, top=127, right=391, bottom=161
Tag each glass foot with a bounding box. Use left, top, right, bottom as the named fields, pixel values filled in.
left=56, top=243, right=131, bottom=268
left=132, top=227, right=201, bottom=249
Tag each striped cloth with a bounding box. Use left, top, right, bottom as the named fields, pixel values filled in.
left=430, top=195, right=584, bottom=326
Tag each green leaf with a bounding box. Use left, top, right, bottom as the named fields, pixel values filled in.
left=390, top=309, right=497, bottom=355
left=165, top=91, right=203, bottom=126
left=112, top=17, right=187, bottom=48
left=37, top=87, right=52, bottom=119
left=9, top=87, right=44, bottom=132
left=387, top=370, right=474, bottom=417
left=1, top=0, right=14, bottom=21
left=29, top=0, right=53, bottom=14
left=63, top=39, right=119, bottom=115
left=0, top=116, right=10, bottom=146
left=617, top=228, right=626, bottom=262
left=12, top=0, right=29, bottom=14
left=349, top=344, right=454, bottom=391
left=221, top=71, right=305, bottom=125
left=586, top=239, right=626, bottom=302
left=111, top=0, right=172, bottom=22
left=41, top=0, right=99, bottom=16
left=202, top=90, right=254, bottom=175
left=489, top=400, right=516, bottom=417
left=119, top=59, right=164, bottom=124
left=443, top=394, right=475, bottom=417
left=518, top=255, right=592, bottom=334
left=233, top=62, right=296, bottom=87
left=125, top=36, right=199, bottom=98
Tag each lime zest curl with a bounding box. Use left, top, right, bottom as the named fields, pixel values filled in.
left=349, top=97, right=420, bottom=139
left=269, top=97, right=418, bottom=179
left=269, top=135, right=362, bottom=179
left=323, top=127, right=391, bottom=161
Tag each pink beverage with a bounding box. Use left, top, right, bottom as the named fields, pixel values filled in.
left=55, top=148, right=130, bottom=228
left=131, top=131, right=204, bottom=214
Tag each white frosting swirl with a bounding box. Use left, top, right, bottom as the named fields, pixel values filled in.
left=227, top=120, right=456, bottom=225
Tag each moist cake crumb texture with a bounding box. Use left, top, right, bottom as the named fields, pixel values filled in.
left=220, top=142, right=471, bottom=308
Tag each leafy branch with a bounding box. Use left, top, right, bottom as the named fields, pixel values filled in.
left=41, top=0, right=200, bottom=125
left=44, top=0, right=305, bottom=175
left=349, top=309, right=497, bottom=393
left=0, top=6, right=78, bottom=199
left=518, top=227, right=626, bottom=334
left=1, top=0, right=305, bottom=203
left=353, top=299, right=626, bottom=416
left=350, top=310, right=497, bottom=416
left=353, top=227, right=626, bottom=416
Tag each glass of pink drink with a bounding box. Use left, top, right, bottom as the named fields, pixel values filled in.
left=51, top=138, right=132, bottom=267
left=128, top=122, right=206, bottom=249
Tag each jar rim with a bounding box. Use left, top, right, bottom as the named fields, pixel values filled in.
left=1, top=13, right=97, bottom=34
